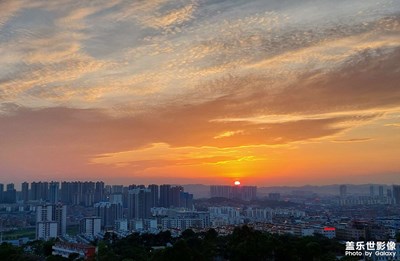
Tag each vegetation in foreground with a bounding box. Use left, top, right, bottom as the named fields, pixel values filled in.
left=0, top=226, right=368, bottom=261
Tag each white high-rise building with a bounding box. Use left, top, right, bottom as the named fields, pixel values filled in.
left=80, top=217, right=101, bottom=236
left=36, top=221, right=58, bottom=240
left=36, top=204, right=67, bottom=240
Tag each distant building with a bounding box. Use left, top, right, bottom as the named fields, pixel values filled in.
left=36, top=204, right=67, bottom=240
left=244, top=207, right=273, bottom=223
left=210, top=185, right=257, bottom=201
left=370, top=185, right=375, bottom=197
left=52, top=242, right=96, bottom=260
left=115, top=219, right=128, bottom=232
left=48, top=182, right=59, bottom=203
left=378, top=185, right=384, bottom=198
left=339, top=185, right=347, bottom=197
left=209, top=206, right=242, bottom=226
left=319, top=227, right=336, bottom=239
left=94, top=202, right=122, bottom=229
left=159, top=184, right=171, bottom=208
left=268, top=193, right=281, bottom=201
left=169, top=186, right=183, bottom=208
left=21, top=182, right=29, bottom=202
left=161, top=210, right=210, bottom=230
left=3, top=183, right=16, bottom=203
left=36, top=222, right=58, bottom=240
left=210, top=185, right=231, bottom=199
left=393, top=185, right=400, bottom=205
left=148, top=184, right=159, bottom=208
left=387, top=188, right=393, bottom=198
left=127, top=188, right=152, bottom=219
left=152, top=185, right=193, bottom=209
left=80, top=217, right=101, bottom=236
left=0, top=183, right=3, bottom=202
left=31, top=182, right=49, bottom=201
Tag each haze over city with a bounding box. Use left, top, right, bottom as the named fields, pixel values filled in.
left=0, top=0, right=400, bottom=186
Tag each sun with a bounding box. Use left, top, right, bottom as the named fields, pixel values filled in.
left=234, top=180, right=241, bottom=186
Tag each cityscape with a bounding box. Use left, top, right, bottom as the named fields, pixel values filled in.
left=1, top=0, right=400, bottom=260
left=0, top=181, right=399, bottom=260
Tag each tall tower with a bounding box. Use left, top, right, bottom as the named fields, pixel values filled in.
left=159, top=184, right=171, bottom=208
left=128, top=188, right=152, bottom=219
left=94, top=202, right=122, bottom=229
left=393, top=185, right=400, bottom=205
left=4, top=183, right=16, bottom=203
left=0, top=183, right=4, bottom=203
left=36, top=204, right=66, bottom=240
left=21, top=182, right=29, bottom=202
left=169, top=186, right=183, bottom=208
left=48, top=182, right=59, bottom=203
left=148, top=184, right=159, bottom=208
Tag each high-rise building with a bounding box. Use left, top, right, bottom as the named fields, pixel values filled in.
left=112, top=185, right=123, bottom=194
left=148, top=184, right=159, bottom=208
left=169, top=186, right=183, bottom=208
left=94, top=202, right=122, bottom=229
left=210, top=186, right=231, bottom=199
left=159, top=185, right=171, bottom=208
left=109, top=193, right=123, bottom=205
left=0, top=183, right=4, bottom=202
left=21, top=182, right=29, bottom=202
left=95, top=181, right=105, bottom=203
left=378, top=185, right=384, bottom=198
left=210, top=185, right=257, bottom=201
left=369, top=185, right=375, bottom=197
left=393, top=185, right=400, bottom=205
left=268, top=193, right=281, bottom=201
left=127, top=188, right=152, bottom=219
left=180, top=191, right=194, bottom=209
left=36, top=222, right=58, bottom=240
left=54, top=204, right=67, bottom=236
left=80, top=217, right=101, bottom=236
left=340, top=185, right=347, bottom=197
left=3, top=183, right=16, bottom=203
left=60, top=182, right=71, bottom=204
left=30, top=182, right=49, bottom=201
left=49, top=182, right=59, bottom=203
left=36, top=204, right=67, bottom=240
left=387, top=189, right=393, bottom=198
left=240, top=186, right=257, bottom=201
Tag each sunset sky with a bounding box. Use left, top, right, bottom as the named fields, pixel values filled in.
left=0, top=0, right=399, bottom=186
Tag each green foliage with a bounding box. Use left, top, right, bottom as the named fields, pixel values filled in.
left=0, top=242, right=41, bottom=261
left=46, top=255, right=69, bottom=261
left=0, top=228, right=349, bottom=260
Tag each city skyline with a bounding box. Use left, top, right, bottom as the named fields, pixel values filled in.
left=0, top=0, right=400, bottom=186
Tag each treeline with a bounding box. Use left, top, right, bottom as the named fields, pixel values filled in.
left=1, top=226, right=361, bottom=261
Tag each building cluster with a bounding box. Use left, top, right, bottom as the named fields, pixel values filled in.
left=11, top=182, right=196, bottom=240
left=1, top=181, right=400, bottom=260
left=337, top=184, right=400, bottom=206
left=210, top=185, right=257, bottom=201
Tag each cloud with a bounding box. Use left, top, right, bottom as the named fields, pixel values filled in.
left=385, top=123, right=400, bottom=127
left=332, top=138, right=373, bottom=143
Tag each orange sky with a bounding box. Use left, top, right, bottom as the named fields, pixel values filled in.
left=0, top=0, right=399, bottom=186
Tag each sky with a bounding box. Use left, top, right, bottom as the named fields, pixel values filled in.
left=0, top=0, right=399, bottom=186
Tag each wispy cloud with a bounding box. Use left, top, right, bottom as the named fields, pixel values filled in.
left=332, top=138, right=373, bottom=143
